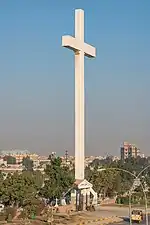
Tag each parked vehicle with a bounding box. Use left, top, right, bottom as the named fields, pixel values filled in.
left=131, top=210, right=143, bottom=223
left=0, top=204, right=4, bottom=213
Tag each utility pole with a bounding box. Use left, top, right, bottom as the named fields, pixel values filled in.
left=129, top=190, right=132, bottom=225
left=65, top=150, right=68, bottom=163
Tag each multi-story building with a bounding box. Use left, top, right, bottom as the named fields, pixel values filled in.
left=120, top=142, right=140, bottom=161
left=0, top=149, right=39, bottom=164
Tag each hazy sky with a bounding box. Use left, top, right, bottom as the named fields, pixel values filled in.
left=0, top=0, right=150, bottom=156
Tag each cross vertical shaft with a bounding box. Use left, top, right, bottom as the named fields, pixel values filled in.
left=75, top=10, right=85, bottom=180
left=62, top=8, right=96, bottom=182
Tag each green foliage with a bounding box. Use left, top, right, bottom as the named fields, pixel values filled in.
left=0, top=158, right=75, bottom=219
left=0, top=171, right=44, bottom=207
left=40, top=157, right=74, bottom=200
left=88, top=156, right=150, bottom=198
left=6, top=156, right=16, bottom=165
left=116, top=196, right=129, bottom=205
left=0, top=154, right=150, bottom=211
left=86, top=167, right=119, bottom=197
left=22, top=157, right=34, bottom=171
left=0, top=172, right=4, bottom=186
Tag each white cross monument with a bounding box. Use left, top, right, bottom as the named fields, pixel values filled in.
left=62, top=9, right=96, bottom=181
left=62, top=9, right=97, bottom=210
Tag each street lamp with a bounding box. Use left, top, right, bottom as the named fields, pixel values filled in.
left=136, top=165, right=150, bottom=225
left=97, top=168, right=148, bottom=225
left=137, top=164, right=150, bottom=178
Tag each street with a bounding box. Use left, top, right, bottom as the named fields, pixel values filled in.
left=95, top=206, right=150, bottom=217
left=89, top=216, right=150, bottom=225
left=86, top=206, right=150, bottom=225
left=88, top=206, right=131, bottom=218
left=110, top=216, right=150, bottom=225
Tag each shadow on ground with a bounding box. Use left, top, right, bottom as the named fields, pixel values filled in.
left=120, top=216, right=130, bottom=222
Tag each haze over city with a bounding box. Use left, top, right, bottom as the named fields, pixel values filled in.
left=0, top=0, right=150, bottom=156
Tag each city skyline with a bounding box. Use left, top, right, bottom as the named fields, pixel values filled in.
left=0, top=1, right=150, bottom=155
left=0, top=140, right=146, bottom=158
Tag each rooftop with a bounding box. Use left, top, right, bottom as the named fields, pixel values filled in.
left=0, top=149, right=30, bottom=156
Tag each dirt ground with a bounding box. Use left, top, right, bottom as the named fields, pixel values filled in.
left=2, top=212, right=102, bottom=224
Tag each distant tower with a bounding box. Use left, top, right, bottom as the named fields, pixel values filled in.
left=65, top=150, right=68, bottom=163
left=49, top=152, right=56, bottom=160
left=120, top=142, right=139, bottom=161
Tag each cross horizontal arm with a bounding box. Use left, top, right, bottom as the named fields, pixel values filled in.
left=62, top=35, right=81, bottom=52
left=84, top=43, right=96, bottom=58
left=62, top=35, right=96, bottom=58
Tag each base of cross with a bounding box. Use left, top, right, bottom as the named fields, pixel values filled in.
left=70, top=179, right=97, bottom=211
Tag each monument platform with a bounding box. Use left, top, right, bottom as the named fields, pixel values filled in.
left=70, top=179, right=97, bottom=211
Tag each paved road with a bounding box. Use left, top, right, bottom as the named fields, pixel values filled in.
left=88, top=206, right=130, bottom=218
left=110, top=215, right=150, bottom=225
left=94, top=206, right=150, bottom=217
left=87, top=206, right=150, bottom=225
left=89, top=216, right=150, bottom=225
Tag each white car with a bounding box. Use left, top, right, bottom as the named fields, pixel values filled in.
left=0, top=204, right=4, bottom=213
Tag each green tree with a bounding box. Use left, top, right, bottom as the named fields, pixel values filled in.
left=6, top=156, right=16, bottom=165
left=40, top=157, right=74, bottom=200
left=89, top=156, right=150, bottom=198
left=0, top=170, right=43, bottom=207
left=88, top=167, right=119, bottom=198
left=0, top=172, right=4, bottom=189
left=22, top=157, right=33, bottom=171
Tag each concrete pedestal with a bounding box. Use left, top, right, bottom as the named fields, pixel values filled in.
left=87, top=189, right=91, bottom=206
left=81, top=189, right=87, bottom=210
left=70, top=179, right=97, bottom=211
left=71, top=189, right=76, bottom=205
